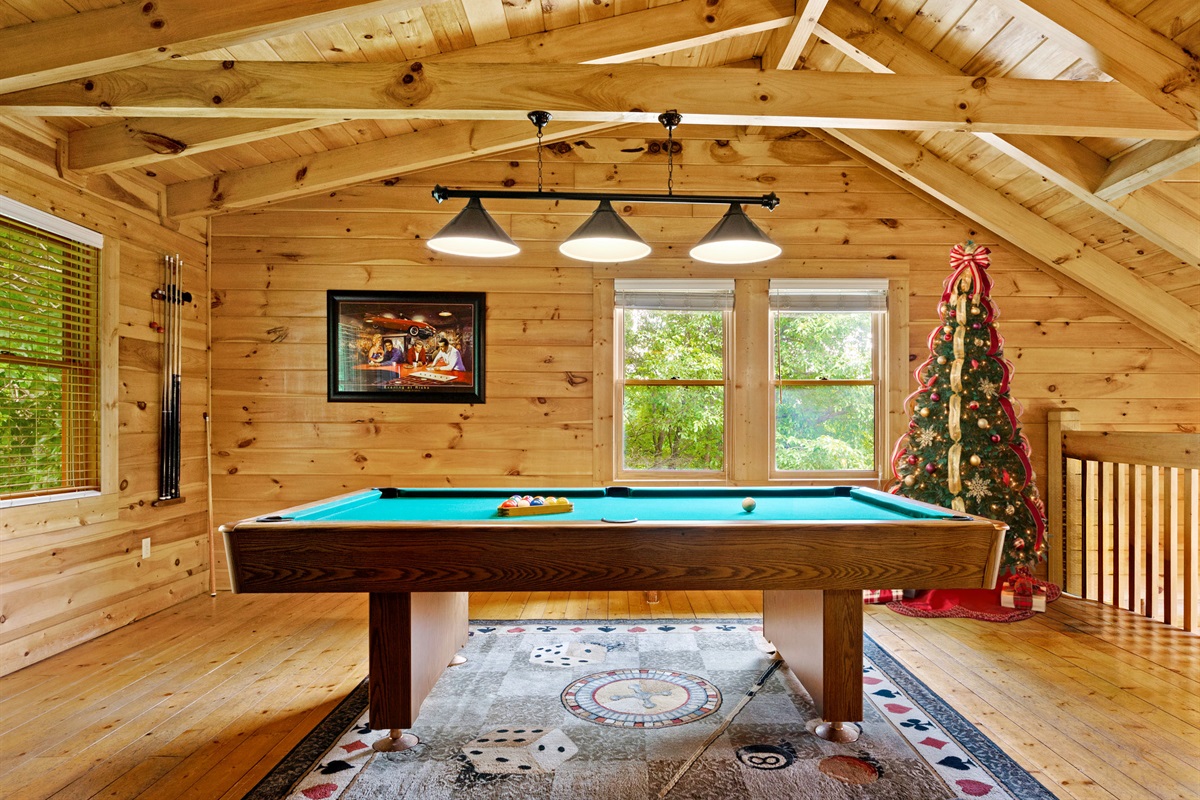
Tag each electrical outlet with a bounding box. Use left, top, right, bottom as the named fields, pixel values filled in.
left=142, top=537, right=151, bottom=559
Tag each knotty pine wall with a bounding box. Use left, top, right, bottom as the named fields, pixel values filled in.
left=0, top=119, right=210, bottom=677
left=207, top=130, right=1200, bottom=590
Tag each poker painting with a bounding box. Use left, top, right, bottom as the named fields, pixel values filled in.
left=327, top=290, right=485, bottom=403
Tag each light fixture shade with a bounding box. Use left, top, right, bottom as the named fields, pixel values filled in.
left=428, top=197, right=520, bottom=258
left=689, top=204, right=781, bottom=264
left=558, top=200, right=651, bottom=262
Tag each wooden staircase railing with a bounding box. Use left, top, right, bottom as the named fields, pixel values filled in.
left=1047, top=409, right=1199, bottom=632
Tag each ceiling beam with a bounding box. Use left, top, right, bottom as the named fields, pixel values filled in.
left=820, top=127, right=1200, bottom=359
left=761, top=0, right=831, bottom=71
left=988, top=0, right=1199, bottom=130
left=66, top=0, right=794, bottom=173
left=3, top=63, right=1193, bottom=140
left=165, top=118, right=623, bottom=218
left=816, top=0, right=1200, bottom=265
left=1095, top=138, right=1200, bottom=201
left=0, top=0, right=442, bottom=95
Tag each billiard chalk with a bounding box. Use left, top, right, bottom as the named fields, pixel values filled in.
left=742, top=497, right=757, bottom=512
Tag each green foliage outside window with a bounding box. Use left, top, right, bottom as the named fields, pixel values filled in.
left=622, top=309, right=724, bottom=471
left=773, top=312, right=876, bottom=472
left=1, top=221, right=98, bottom=497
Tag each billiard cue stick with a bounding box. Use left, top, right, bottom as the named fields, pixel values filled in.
left=170, top=254, right=183, bottom=498
left=656, top=657, right=783, bottom=798
left=157, top=254, right=170, bottom=501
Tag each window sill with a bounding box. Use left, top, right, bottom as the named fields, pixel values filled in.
left=0, top=489, right=101, bottom=509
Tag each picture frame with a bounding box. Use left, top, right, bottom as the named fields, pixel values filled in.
left=327, top=290, right=486, bottom=403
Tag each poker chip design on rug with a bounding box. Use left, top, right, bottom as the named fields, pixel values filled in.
left=561, top=668, right=722, bottom=728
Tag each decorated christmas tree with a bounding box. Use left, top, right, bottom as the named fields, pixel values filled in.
left=889, top=243, right=1046, bottom=575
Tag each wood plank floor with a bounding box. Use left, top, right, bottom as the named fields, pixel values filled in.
left=0, top=591, right=1195, bottom=800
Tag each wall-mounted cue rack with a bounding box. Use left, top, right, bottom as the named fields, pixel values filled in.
left=151, top=254, right=191, bottom=507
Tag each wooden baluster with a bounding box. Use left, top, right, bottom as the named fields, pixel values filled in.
left=1065, top=457, right=1083, bottom=597
left=1130, top=464, right=1145, bottom=616
left=1164, top=467, right=1178, bottom=627
left=1184, top=469, right=1199, bottom=633
left=1108, top=462, right=1118, bottom=606
left=1146, top=466, right=1162, bottom=622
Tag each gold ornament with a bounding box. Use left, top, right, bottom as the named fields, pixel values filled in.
left=903, top=475, right=915, bottom=486
left=919, top=407, right=930, bottom=417
left=937, top=356, right=947, bottom=365
left=942, top=325, right=953, bottom=335
left=977, top=418, right=990, bottom=429
left=969, top=454, right=982, bottom=466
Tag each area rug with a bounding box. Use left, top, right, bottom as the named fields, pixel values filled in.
left=245, top=620, right=1056, bottom=800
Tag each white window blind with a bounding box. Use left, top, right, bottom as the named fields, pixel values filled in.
left=1, top=206, right=102, bottom=499
left=769, top=279, right=888, bottom=312
left=615, top=279, right=734, bottom=310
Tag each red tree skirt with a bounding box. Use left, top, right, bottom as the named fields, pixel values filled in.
left=886, top=579, right=1062, bottom=623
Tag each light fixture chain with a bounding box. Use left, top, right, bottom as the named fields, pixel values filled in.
left=658, top=110, right=681, bottom=197
left=528, top=110, right=552, bottom=193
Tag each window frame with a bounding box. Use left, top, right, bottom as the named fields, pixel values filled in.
left=0, top=195, right=115, bottom=510
left=613, top=281, right=733, bottom=482
left=596, top=267, right=908, bottom=488
left=768, top=305, right=886, bottom=480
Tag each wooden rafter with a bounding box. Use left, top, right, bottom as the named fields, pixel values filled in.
left=3, top=63, right=1192, bottom=140
left=66, top=0, right=794, bottom=173
left=165, top=118, right=621, bottom=218
left=0, top=0, right=442, bottom=95
left=761, top=0, right=831, bottom=71
left=816, top=0, right=1200, bottom=266
left=819, top=127, right=1200, bottom=359
left=989, top=0, right=1200, bottom=131
left=1096, top=138, right=1200, bottom=201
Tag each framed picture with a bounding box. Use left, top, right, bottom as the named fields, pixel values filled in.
left=327, top=290, right=486, bottom=403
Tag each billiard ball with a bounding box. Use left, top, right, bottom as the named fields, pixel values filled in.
left=531, top=497, right=545, bottom=506
left=742, top=497, right=756, bottom=512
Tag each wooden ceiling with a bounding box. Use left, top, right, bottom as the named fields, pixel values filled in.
left=2, top=0, right=1198, bottom=354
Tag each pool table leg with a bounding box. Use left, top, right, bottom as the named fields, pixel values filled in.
left=763, top=588, right=863, bottom=742
left=368, top=591, right=469, bottom=749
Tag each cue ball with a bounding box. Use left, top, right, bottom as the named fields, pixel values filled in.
left=742, top=497, right=756, bottom=512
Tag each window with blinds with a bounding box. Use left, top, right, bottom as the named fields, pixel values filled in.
left=770, top=280, right=887, bottom=475
left=1, top=204, right=102, bottom=500
left=615, top=280, right=731, bottom=476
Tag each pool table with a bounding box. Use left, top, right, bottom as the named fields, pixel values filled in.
left=222, top=486, right=1005, bottom=745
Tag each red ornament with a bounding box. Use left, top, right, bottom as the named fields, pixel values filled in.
left=930, top=392, right=941, bottom=402
left=925, top=463, right=937, bottom=474
left=1001, top=469, right=1012, bottom=486
left=971, top=359, right=979, bottom=368
left=907, top=455, right=918, bottom=465
left=968, top=401, right=979, bottom=410
left=990, top=434, right=1001, bottom=443
left=943, top=333, right=953, bottom=341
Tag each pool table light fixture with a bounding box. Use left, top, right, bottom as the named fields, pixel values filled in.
left=428, top=111, right=781, bottom=265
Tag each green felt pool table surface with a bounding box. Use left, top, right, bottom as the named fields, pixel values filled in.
left=280, top=486, right=968, bottom=524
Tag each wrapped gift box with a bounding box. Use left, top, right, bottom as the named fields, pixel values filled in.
left=1000, top=577, right=1046, bottom=611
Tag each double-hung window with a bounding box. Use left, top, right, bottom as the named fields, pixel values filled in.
left=770, top=280, right=886, bottom=477
left=615, top=280, right=732, bottom=478
left=0, top=197, right=103, bottom=502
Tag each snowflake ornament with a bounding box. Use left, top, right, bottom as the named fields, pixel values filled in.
left=965, top=475, right=992, bottom=501
left=913, top=427, right=937, bottom=448
left=977, top=378, right=998, bottom=399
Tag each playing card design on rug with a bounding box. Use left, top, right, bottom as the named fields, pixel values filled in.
left=245, top=621, right=1057, bottom=800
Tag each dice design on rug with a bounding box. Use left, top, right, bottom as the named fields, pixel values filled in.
left=529, top=642, right=607, bottom=668
left=461, top=727, right=578, bottom=774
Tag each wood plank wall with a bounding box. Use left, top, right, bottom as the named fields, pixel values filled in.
left=0, top=119, right=210, bottom=677
left=208, top=130, right=1200, bottom=590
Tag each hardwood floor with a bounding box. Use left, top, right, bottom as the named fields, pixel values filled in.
left=0, top=591, right=1195, bottom=800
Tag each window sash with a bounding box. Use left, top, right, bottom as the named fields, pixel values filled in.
left=1, top=210, right=102, bottom=498
left=615, top=297, right=730, bottom=478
